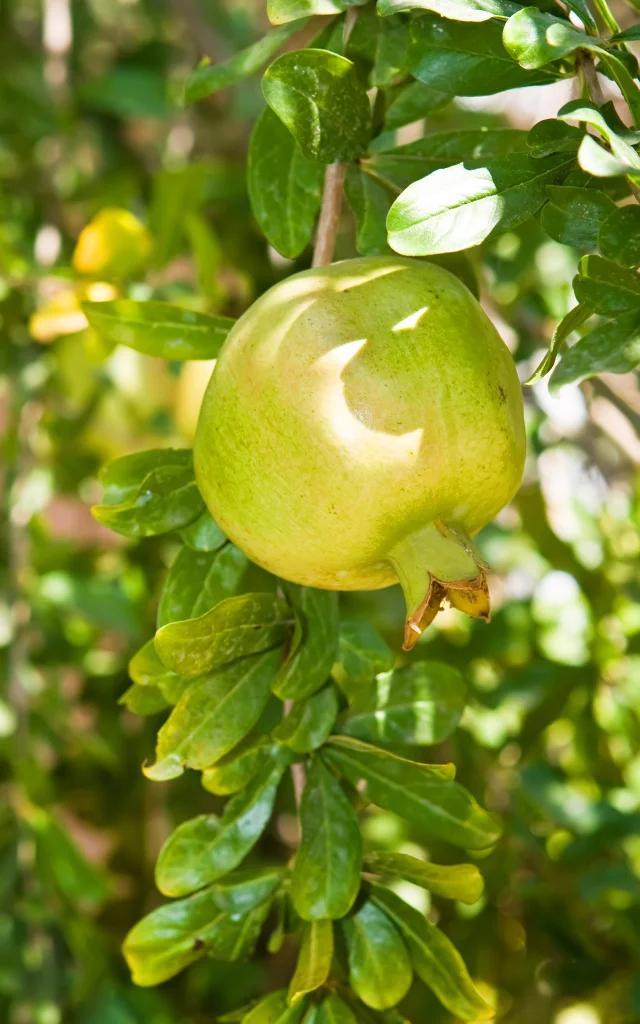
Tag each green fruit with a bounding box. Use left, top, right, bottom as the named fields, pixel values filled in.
left=194, top=256, right=525, bottom=649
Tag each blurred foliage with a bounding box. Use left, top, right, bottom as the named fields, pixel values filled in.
left=3, top=0, right=640, bottom=1023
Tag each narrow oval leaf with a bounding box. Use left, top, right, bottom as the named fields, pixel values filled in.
left=387, top=154, right=572, bottom=256
left=202, top=737, right=272, bottom=796
left=243, top=991, right=308, bottom=1024
left=315, top=994, right=358, bottom=1024
left=181, top=509, right=227, bottom=551
left=83, top=299, right=233, bottom=360
left=249, top=107, right=325, bottom=259
left=379, top=0, right=519, bottom=20
left=539, top=185, right=616, bottom=249
left=550, top=312, right=640, bottom=391
left=129, top=637, right=183, bottom=689
left=269, top=0, right=368, bottom=23
left=323, top=737, right=501, bottom=850
left=384, top=80, right=452, bottom=131
left=144, top=648, right=282, bottom=781
left=331, top=619, right=394, bottom=701
left=157, top=543, right=248, bottom=628
left=558, top=100, right=640, bottom=173
left=574, top=255, right=640, bottom=317
left=262, top=49, right=372, bottom=162
left=503, top=8, right=603, bottom=70
left=527, top=118, right=582, bottom=159
left=155, top=592, right=293, bottom=678
left=156, top=757, right=288, bottom=895
left=370, top=885, right=494, bottom=1021
left=119, top=683, right=169, bottom=716
left=599, top=206, right=640, bottom=268
left=291, top=757, right=362, bottom=921
left=338, top=661, right=467, bottom=745
left=97, top=448, right=193, bottom=506
left=273, top=685, right=339, bottom=753
left=364, top=851, right=484, bottom=904
left=273, top=587, right=339, bottom=700
left=342, top=898, right=412, bottom=1009
left=123, top=888, right=272, bottom=986
left=212, top=866, right=285, bottom=916
left=184, top=21, right=307, bottom=103
left=93, top=463, right=204, bottom=538
left=526, top=302, right=592, bottom=385
left=345, top=166, right=391, bottom=257
left=289, top=919, right=334, bottom=1004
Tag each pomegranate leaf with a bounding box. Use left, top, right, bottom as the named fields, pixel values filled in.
left=157, top=543, right=248, bottom=628
left=599, top=206, right=640, bottom=267
left=288, top=919, right=334, bottom=1004
left=503, top=8, right=604, bottom=71
left=342, top=898, right=413, bottom=1010
left=273, top=685, right=339, bottom=753
left=202, top=737, right=273, bottom=796
left=273, top=587, right=339, bottom=700
left=379, top=0, right=519, bottom=20
left=364, top=850, right=484, bottom=904
left=539, top=185, right=616, bottom=249
left=574, top=254, right=640, bottom=317
left=550, top=311, right=640, bottom=391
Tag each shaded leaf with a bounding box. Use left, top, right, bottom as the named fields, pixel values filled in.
left=93, top=452, right=203, bottom=538
left=289, top=919, right=334, bottom=1003
left=379, top=0, right=519, bottom=20
left=539, top=185, right=615, bottom=248
left=527, top=118, right=582, bottom=158
left=157, top=544, right=248, bottom=628
left=526, top=302, right=592, bottom=384
left=345, top=166, right=391, bottom=256
left=181, top=509, right=227, bottom=551
left=331, top=619, right=394, bottom=701
left=273, top=587, right=339, bottom=700
left=210, top=866, right=286, bottom=916
left=119, top=683, right=170, bottom=716
left=315, top=994, right=358, bottom=1024
left=364, top=851, right=484, bottom=904
left=202, top=737, right=273, bottom=796
left=550, top=311, right=640, bottom=390
left=83, top=299, right=233, bottom=360
left=243, top=991, right=308, bottom=1024
left=574, top=255, right=640, bottom=317
left=273, top=685, right=339, bottom=753
left=323, top=737, right=500, bottom=850
left=342, top=898, right=412, bottom=1009
left=97, top=448, right=192, bottom=507
left=291, top=757, right=362, bottom=920
left=599, top=206, right=640, bottom=268
left=269, top=0, right=368, bottom=23
left=155, top=592, right=293, bottom=678
left=384, top=80, right=452, bottom=131
left=503, top=7, right=602, bottom=70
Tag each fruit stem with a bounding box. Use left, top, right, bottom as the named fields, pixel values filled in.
left=312, top=162, right=346, bottom=268
left=388, top=521, right=491, bottom=651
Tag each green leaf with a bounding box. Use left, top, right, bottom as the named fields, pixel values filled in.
left=181, top=509, right=227, bottom=551
left=149, top=164, right=211, bottom=269
left=596, top=52, right=640, bottom=128
left=599, top=206, right=640, bottom=267
left=83, top=299, right=233, bottom=360
left=577, top=134, right=634, bottom=178
left=503, top=7, right=602, bottom=70
left=574, top=255, right=640, bottom=317
left=366, top=128, right=529, bottom=190
left=371, top=16, right=413, bottom=86
left=184, top=21, right=307, bottom=103
left=144, top=649, right=283, bottom=781
left=342, top=898, right=412, bottom=1009
left=119, top=683, right=170, bottom=716
left=155, top=758, right=288, bottom=895
left=123, top=888, right=273, bottom=986
left=273, top=685, right=339, bottom=753
left=129, top=638, right=182, bottom=689
left=262, top=49, right=372, bottom=162
left=248, top=107, right=326, bottom=259
left=383, top=81, right=452, bottom=131
left=291, top=757, right=362, bottom=920
left=202, top=737, right=273, bottom=795
left=273, top=587, right=339, bottom=701
left=550, top=311, right=640, bottom=390
left=210, top=866, right=286, bottom=915
left=364, top=851, right=484, bottom=904
left=288, top=919, right=334, bottom=1003
left=379, top=0, right=520, bottom=22
left=370, top=885, right=494, bottom=1021
left=539, top=185, right=616, bottom=248
left=314, top=994, right=358, bottom=1024
left=611, top=25, right=640, bottom=41
left=526, top=302, right=592, bottom=384
left=409, top=14, right=555, bottom=96
left=331, top=619, right=394, bottom=701
left=527, top=118, right=582, bottom=158
left=337, top=661, right=467, bottom=745
left=243, top=991, right=308, bottom=1024
left=323, top=738, right=500, bottom=850
left=558, top=100, right=640, bottom=174
left=563, top=0, right=597, bottom=30
left=157, top=544, right=248, bottom=628
left=345, top=166, right=391, bottom=256
left=92, top=452, right=204, bottom=538
left=155, top=592, right=293, bottom=678
left=387, top=153, right=572, bottom=256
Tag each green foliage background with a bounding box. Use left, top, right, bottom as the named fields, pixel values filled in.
left=2, top=0, right=640, bottom=1022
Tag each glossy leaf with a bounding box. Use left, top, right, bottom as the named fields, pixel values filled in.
left=119, top=683, right=170, bottom=716
left=210, top=866, right=286, bottom=916
left=342, top=898, right=412, bottom=1009
left=345, top=166, right=391, bottom=257
left=599, top=206, right=640, bottom=268
left=273, top=685, right=339, bottom=753
left=331, top=619, right=394, bottom=700
left=262, top=50, right=372, bottom=163
left=123, top=888, right=273, bottom=986
left=273, top=587, right=339, bottom=700
left=288, top=919, right=334, bottom=1003
left=248, top=107, right=325, bottom=259
left=157, top=544, right=248, bottom=628
left=526, top=302, right=592, bottom=384
left=379, top=0, right=519, bottom=21
left=550, top=312, right=640, bottom=390
left=202, top=737, right=272, bottom=796
left=539, top=185, right=616, bottom=249
left=409, top=14, right=555, bottom=97
left=243, top=991, right=308, bottom=1024
left=96, top=448, right=192, bottom=507
left=155, top=592, right=293, bottom=678
left=574, top=255, right=640, bottom=317
left=384, top=80, right=452, bottom=131
left=155, top=757, right=288, bottom=895
left=129, top=638, right=182, bottom=689
left=144, top=649, right=282, bottom=781
left=387, top=153, right=572, bottom=256
left=83, top=299, right=233, bottom=360
left=503, top=8, right=602, bottom=70
left=370, top=885, right=494, bottom=1021
left=92, top=454, right=203, bottom=539
left=323, top=737, right=500, bottom=850
left=314, top=995, right=358, bottom=1024
left=559, top=100, right=640, bottom=174
left=184, top=21, right=307, bottom=103
left=338, top=661, right=467, bottom=745
left=527, top=118, right=582, bottom=158
left=291, top=757, right=362, bottom=920
left=181, top=509, right=227, bottom=551
left=269, top=0, right=368, bottom=23
left=149, top=164, right=211, bottom=269
left=364, top=851, right=484, bottom=904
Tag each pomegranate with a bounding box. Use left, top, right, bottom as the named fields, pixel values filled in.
left=194, top=257, right=525, bottom=649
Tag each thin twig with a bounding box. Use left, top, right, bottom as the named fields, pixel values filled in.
left=312, top=162, right=346, bottom=268
left=576, top=50, right=605, bottom=106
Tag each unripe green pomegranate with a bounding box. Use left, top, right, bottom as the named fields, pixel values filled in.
left=194, top=256, right=525, bottom=649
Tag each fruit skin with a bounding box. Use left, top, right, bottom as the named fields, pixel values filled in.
left=194, top=256, right=525, bottom=637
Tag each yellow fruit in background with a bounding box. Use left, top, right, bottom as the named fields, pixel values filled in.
left=72, top=207, right=152, bottom=279
left=30, top=280, right=118, bottom=343
left=175, top=359, right=216, bottom=443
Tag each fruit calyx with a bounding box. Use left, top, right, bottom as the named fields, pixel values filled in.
left=388, top=521, right=490, bottom=651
